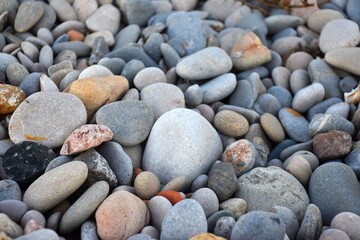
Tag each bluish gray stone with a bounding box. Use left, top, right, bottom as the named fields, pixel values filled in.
left=214, top=216, right=236, bottom=239
left=184, top=84, right=202, bottom=107
left=271, top=206, right=299, bottom=240
left=52, top=41, right=90, bottom=58
left=253, top=93, right=281, bottom=115
left=325, top=102, right=350, bottom=118
left=0, top=180, right=21, bottom=201
left=309, top=162, right=360, bottom=225
left=0, top=53, right=18, bottom=72
left=0, top=140, right=14, bottom=156
left=98, top=57, right=126, bottom=75
left=160, top=199, right=207, bottom=240
left=15, top=229, right=59, bottom=240
left=237, top=66, right=269, bottom=79
left=0, top=199, right=27, bottom=222
left=267, top=86, right=292, bottom=108
left=121, top=59, right=145, bottom=86
left=81, top=220, right=99, bottom=240
left=268, top=139, right=297, bottom=161
left=126, top=0, right=156, bottom=27
left=45, top=156, right=72, bottom=172
left=160, top=43, right=181, bottom=69
left=208, top=210, right=235, bottom=233
left=191, top=188, right=219, bottom=217
left=191, top=174, right=208, bottom=193
left=144, top=33, right=163, bottom=63
left=200, top=73, right=237, bottom=104
left=279, top=141, right=314, bottom=162
left=148, top=196, right=172, bottom=232
left=265, top=15, right=304, bottom=35
left=113, top=24, right=141, bottom=50
left=344, top=149, right=360, bottom=179
left=296, top=204, right=322, bottom=240
left=265, top=50, right=282, bottom=71
left=346, top=0, right=360, bottom=25
left=106, top=46, right=158, bottom=68
left=278, top=108, right=311, bottom=142
left=309, top=114, right=355, bottom=136
left=307, top=97, right=343, bottom=121
left=237, top=11, right=268, bottom=44
left=292, top=83, right=325, bottom=113
left=218, top=105, right=260, bottom=125
left=229, top=80, right=256, bottom=109
left=272, top=27, right=297, bottom=42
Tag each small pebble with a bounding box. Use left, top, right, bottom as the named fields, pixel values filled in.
left=134, top=171, right=161, bottom=200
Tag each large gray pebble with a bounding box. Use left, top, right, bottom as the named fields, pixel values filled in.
left=134, top=67, right=166, bottom=91
left=143, top=108, right=222, bottom=184
left=271, top=206, right=299, bottom=240
left=191, top=188, right=219, bottom=217
left=86, top=4, right=120, bottom=35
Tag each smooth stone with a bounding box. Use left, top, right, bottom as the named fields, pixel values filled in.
left=39, top=75, right=59, bottom=92
left=309, top=162, right=360, bottom=225
left=18, top=72, right=41, bottom=96
left=126, top=0, right=156, bottom=27
left=267, top=86, right=293, bottom=108
left=46, top=212, right=61, bottom=231
left=20, top=41, right=39, bottom=62
left=191, top=174, right=208, bottom=193
left=45, top=155, right=72, bottom=172
left=244, top=123, right=272, bottom=154
left=113, top=24, right=141, bottom=49
left=32, top=3, right=56, bottom=33
left=325, top=102, right=350, bottom=118
left=292, top=83, right=325, bottom=113
left=268, top=139, right=297, bottom=161
left=39, top=45, right=53, bottom=70
left=0, top=53, right=18, bottom=72
left=309, top=113, right=354, bottom=137
left=2, top=141, right=55, bottom=186
left=54, top=49, right=77, bottom=68
left=0, top=199, right=27, bottom=222
left=278, top=108, right=311, bottom=142
left=184, top=84, right=202, bottom=107
left=265, top=50, right=282, bottom=71
left=270, top=37, right=307, bottom=60
left=307, top=97, right=343, bottom=121
left=208, top=210, right=235, bottom=233
left=8, top=92, right=87, bottom=149
left=95, top=191, right=149, bottom=240
left=161, top=176, right=188, bottom=192
left=325, top=47, right=360, bottom=76
left=319, top=19, right=360, bottom=54
left=59, top=181, right=109, bottom=234
left=253, top=93, right=281, bottom=115
left=14, top=1, right=44, bottom=33
left=285, top=52, right=313, bottom=72
left=308, top=59, right=342, bottom=99
left=265, top=15, right=304, bottom=34
left=143, top=32, right=163, bottom=62
left=0, top=213, right=23, bottom=238
left=23, top=161, right=88, bottom=213
left=236, top=166, right=310, bottom=221
left=319, top=229, right=350, bottom=240
left=128, top=233, right=152, bottom=240
left=51, top=21, right=86, bottom=40
left=21, top=210, right=45, bottom=228
left=221, top=139, right=256, bottom=177
left=134, top=171, right=160, bottom=200
left=307, top=9, right=345, bottom=33
left=290, top=69, right=310, bottom=95
left=176, top=47, right=232, bottom=81
left=160, top=199, right=207, bottom=240
left=134, top=67, right=166, bottom=91
left=270, top=206, right=299, bottom=240
left=52, top=41, right=90, bottom=58
left=200, top=73, right=237, bottom=104
left=347, top=0, right=360, bottom=25
left=59, top=70, right=80, bottom=91
left=296, top=204, right=322, bottom=240
left=73, top=0, right=97, bottom=22
left=122, top=88, right=140, bottom=101
left=195, top=104, right=215, bottom=123
left=96, top=141, right=133, bottom=186
left=143, top=108, right=223, bottom=184
left=86, top=4, right=120, bottom=35
left=213, top=216, right=236, bottom=239
left=0, top=84, right=26, bottom=114
left=260, top=113, right=285, bottom=143
left=73, top=149, right=117, bottom=187
left=78, top=65, right=113, bottom=79
left=191, top=188, right=219, bottom=217
left=272, top=66, right=291, bottom=90
left=229, top=79, right=256, bottom=109
left=0, top=180, right=21, bottom=201
left=219, top=198, right=247, bottom=220
left=106, top=46, right=158, bottom=68
left=218, top=105, right=260, bottom=125
left=160, top=42, right=181, bottom=69
left=37, top=28, right=54, bottom=45
left=50, top=0, right=77, bottom=21
left=85, top=31, right=115, bottom=48
left=81, top=221, right=99, bottom=240
left=140, top=82, right=185, bottom=119
left=237, top=66, right=269, bottom=79
left=230, top=211, right=286, bottom=240
left=313, top=130, right=352, bottom=160
left=330, top=212, right=360, bottom=240
left=214, top=110, right=249, bottom=137
left=340, top=76, right=358, bottom=93
left=166, top=11, right=205, bottom=56
left=148, top=196, right=172, bottom=231
left=98, top=58, right=126, bottom=75
left=16, top=229, right=59, bottom=240
left=344, top=149, right=360, bottom=178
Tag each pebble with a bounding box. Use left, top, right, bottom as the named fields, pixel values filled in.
left=148, top=196, right=172, bottom=231
left=191, top=188, right=219, bottom=217
left=214, top=110, right=249, bottom=137
left=0, top=199, right=27, bottom=223
left=267, top=86, right=293, bottom=108
left=325, top=47, right=360, bottom=76
left=53, top=41, right=90, bottom=58
left=96, top=100, right=154, bottom=147
left=160, top=43, right=180, bottom=69
left=78, top=65, right=113, bottom=79
left=86, top=4, right=120, bottom=35
left=161, top=175, right=188, bottom=192
left=160, top=199, right=207, bottom=240
left=236, top=166, right=310, bottom=221
left=0, top=84, right=26, bottom=114
left=38, top=46, right=53, bottom=71
left=21, top=210, right=46, bottom=228
left=73, top=0, right=98, bottom=22
left=297, top=204, right=323, bottom=240
left=319, top=228, right=351, bottom=240
left=59, top=181, right=109, bottom=234
left=292, top=83, right=325, bottom=113
left=229, top=79, right=256, bottom=109
left=340, top=76, right=358, bottom=93
left=176, top=46, right=233, bottom=81
left=278, top=108, right=312, bottom=142
left=309, top=162, right=360, bottom=225
left=140, top=82, right=185, bottom=119
left=0, top=53, right=18, bottom=72
left=0, top=180, right=21, bottom=201
left=309, top=113, right=355, bottom=137
left=214, top=216, right=236, bottom=239
left=126, top=0, right=156, bottom=27
left=15, top=229, right=59, bottom=240
left=45, top=155, right=72, bottom=172
left=184, top=84, right=203, bottom=107
left=8, top=92, right=87, bottom=149
left=6, top=61, right=29, bottom=86
left=81, top=221, right=99, bottom=240
left=325, top=102, right=350, bottom=118
left=143, top=108, right=222, bottom=184
left=285, top=51, right=313, bottom=72
left=95, top=191, right=149, bottom=240
left=219, top=198, right=247, bottom=219
left=253, top=93, right=281, bottom=115
left=265, top=15, right=304, bottom=34
left=14, top=1, right=44, bottom=33
left=307, top=97, right=343, bottom=121
left=50, top=0, right=77, bottom=22
left=230, top=211, right=286, bottom=240
left=200, top=73, right=237, bottom=104
left=313, top=130, right=352, bottom=160
left=260, top=113, right=285, bottom=143
left=344, top=149, right=360, bottom=178
left=134, top=67, right=166, bottom=91
left=330, top=212, right=360, bottom=239
left=23, top=161, right=88, bottom=213
left=347, top=0, right=360, bottom=25
left=0, top=213, right=23, bottom=238
left=270, top=206, right=300, bottom=240
left=307, top=9, right=345, bottom=33
left=319, top=19, right=360, bottom=53
left=134, top=171, right=160, bottom=200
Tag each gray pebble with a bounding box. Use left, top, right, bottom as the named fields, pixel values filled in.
left=81, top=220, right=100, bottom=240
left=53, top=41, right=90, bottom=58
left=191, top=174, right=208, bottom=193
left=290, top=69, right=310, bottom=94
left=191, top=188, right=219, bottom=217
left=279, top=108, right=311, bottom=142
left=279, top=141, right=314, bottom=162
left=126, top=0, right=156, bottom=27
left=309, top=113, right=355, bottom=136
left=253, top=93, right=281, bottom=115
left=134, top=67, right=166, bottom=91
left=113, top=24, right=141, bottom=49
left=292, top=83, right=325, bottom=113
left=229, top=79, right=256, bottom=109
left=340, top=76, right=358, bottom=92
left=264, top=50, right=282, bottom=71
left=344, top=149, right=360, bottom=178
left=6, top=61, right=29, bottom=86
left=237, top=66, right=269, bottom=79
left=214, top=216, right=236, bottom=239
left=45, top=156, right=72, bottom=172
left=218, top=104, right=260, bottom=125
left=18, top=72, right=41, bottom=96
left=141, top=226, right=159, bottom=240
left=160, top=42, right=181, bottom=69
left=319, top=228, right=350, bottom=240
left=0, top=199, right=27, bottom=222
left=144, top=32, right=163, bottom=63
left=271, top=206, right=299, bottom=240
left=272, top=66, right=291, bottom=90
left=21, top=210, right=46, bottom=228
left=98, top=57, right=126, bottom=75
left=307, top=97, right=343, bottom=121
left=121, top=59, right=146, bottom=86
left=184, top=84, right=203, bottom=107
left=32, top=3, right=56, bottom=33
left=16, top=229, right=59, bottom=240
left=296, top=204, right=322, bottom=240
left=59, top=70, right=80, bottom=91
left=201, top=73, right=237, bottom=104
left=265, top=14, right=304, bottom=35
left=267, top=86, right=293, bottom=108
left=148, top=196, right=172, bottom=232
left=46, top=212, right=61, bottom=231
left=39, top=45, right=53, bottom=70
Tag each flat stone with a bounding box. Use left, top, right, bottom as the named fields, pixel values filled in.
left=228, top=80, right=256, bottom=109
left=270, top=206, right=299, bottom=240
left=0, top=199, right=27, bottom=223
left=106, top=46, right=158, bottom=68
left=265, top=15, right=305, bottom=34
left=14, top=1, right=44, bottom=33
left=73, top=0, right=98, bottom=22
left=49, top=0, right=77, bottom=22
left=78, top=65, right=113, bottom=79
left=148, top=196, right=172, bottom=231
left=86, top=4, right=120, bottom=35
left=32, top=3, right=57, bottom=32
left=313, top=130, right=352, bottom=160
left=219, top=198, right=247, bottom=219
left=52, top=41, right=90, bottom=58
left=8, top=92, right=87, bottom=149
left=23, top=161, right=88, bottom=212
left=0, top=53, right=18, bottom=72
left=15, top=229, right=59, bottom=240
left=191, top=188, right=219, bottom=217
left=347, top=0, right=360, bottom=25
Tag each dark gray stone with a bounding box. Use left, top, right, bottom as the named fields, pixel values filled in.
left=347, top=0, right=360, bottom=25
left=344, top=149, right=360, bottom=178
left=307, top=97, right=343, bottom=121
left=268, top=139, right=297, bottom=161
left=267, top=86, right=293, bottom=108
left=121, top=59, right=145, bottom=86
left=229, top=80, right=256, bottom=109
left=106, top=46, right=158, bottom=68
left=0, top=179, right=21, bottom=201
left=253, top=93, right=281, bottom=115
left=45, top=156, right=73, bottom=172
left=98, top=58, right=126, bottom=75
left=207, top=210, right=235, bottom=233
left=126, top=0, right=156, bottom=27
left=143, top=33, right=163, bottom=63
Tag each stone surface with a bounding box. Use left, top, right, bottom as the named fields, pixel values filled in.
left=95, top=191, right=149, bottom=240
left=0, top=213, right=23, bottom=238
left=260, top=113, right=285, bottom=143
left=14, top=1, right=44, bottom=33
left=309, top=114, right=355, bottom=137
left=86, top=4, right=120, bottom=35
left=8, top=92, right=87, bottom=149
left=148, top=196, right=172, bottom=231
left=307, top=9, right=345, bottom=33
left=219, top=198, right=247, bottom=220
left=292, top=83, right=325, bottom=113
left=214, top=216, right=236, bottom=240
left=134, top=171, right=160, bottom=200
left=191, top=188, right=219, bottom=217
left=330, top=212, right=360, bottom=240
left=313, top=130, right=352, bottom=160
left=270, top=206, right=299, bottom=240
left=278, top=108, right=311, bottom=142
left=0, top=180, right=21, bottom=201
left=133, top=67, right=166, bottom=91
left=23, top=161, right=88, bottom=212
left=296, top=204, right=322, bottom=240
left=325, top=47, right=360, bottom=76
left=200, top=73, right=237, bottom=104
left=214, top=110, right=249, bottom=137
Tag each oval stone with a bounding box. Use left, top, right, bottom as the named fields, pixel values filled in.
left=0, top=84, right=26, bottom=114
left=214, top=110, right=249, bottom=137
left=200, top=73, right=237, bottom=104
left=278, top=108, right=311, bottom=142
left=23, top=161, right=88, bottom=212
left=143, top=108, right=223, bottom=184
left=309, top=113, right=355, bottom=136
left=325, top=47, right=360, bottom=76
left=292, top=83, right=325, bottom=113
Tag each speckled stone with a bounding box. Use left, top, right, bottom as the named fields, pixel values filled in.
left=260, top=113, right=285, bottom=143
left=0, top=84, right=26, bottom=114
left=134, top=171, right=161, bottom=200
left=0, top=180, right=21, bottom=201
left=219, top=198, right=247, bottom=219
left=313, top=130, right=352, bottom=160
left=325, top=47, right=360, bottom=76
left=200, top=73, right=237, bottom=104
left=309, top=113, right=355, bottom=137
left=191, top=187, right=219, bottom=217
left=296, top=204, right=322, bottom=240
left=14, top=1, right=44, bottom=33
left=0, top=213, right=23, bottom=238
left=214, top=110, right=249, bottom=137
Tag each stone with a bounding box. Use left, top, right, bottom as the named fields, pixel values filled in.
left=86, top=4, right=120, bottom=35
left=253, top=93, right=281, bottom=115
left=78, top=65, right=113, bottom=79
left=309, top=162, right=360, bottom=225
left=23, top=161, right=88, bottom=212
left=64, top=76, right=129, bottom=117
left=6, top=62, right=29, bottom=86
left=297, top=204, right=322, bottom=240
left=53, top=41, right=90, bottom=58
left=347, top=0, right=360, bottom=25
left=143, top=108, right=222, bottom=184
left=319, top=229, right=350, bottom=240
left=214, top=216, right=236, bottom=239
left=148, top=196, right=173, bottom=231
left=161, top=176, right=188, bottom=192
left=0, top=180, right=21, bottom=201
left=16, top=229, right=59, bottom=240
left=176, top=47, right=233, bottom=81
left=73, top=149, right=117, bottom=187
left=330, top=212, right=360, bottom=240
left=191, top=188, right=219, bottom=217
left=21, top=210, right=46, bottom=228
left=344, top=149, right=360, bottom=178
left=267, top=86, right=293, bottom=108
left=184, top=84, right=202, bottom=107
left=236, top=166, right=310, bottom=221
left=81, top=221, right=99, bottom=240
left=230, top=31, right=271, bottom=71
left=134, top=67, right=166, bottom=91
left=96, top=191, right=149, bottom=240
left=0, top=213, right=23, bottom=238
left=222, top=139, right=257, bottom=177
left=0, top=84, right=26, bottom=114
left=230, top=211, right=286, bottom=240
left=260, top=113, right=285, bottom=143
left=200, top=73, right=237, bottom=104
left=134, top=171, right=161, bottom=200
left=309, top=114, right=355, bottom=137
left=8, top=92, right=87, bottom=149
left=292, top=83, right=325, bottom=113
left=0, top=53, right=18, bottom=73
left=0, top=199, right=27, bottom=223
left=50, top=0, right=77, bottom=21
left=319, top=19, right=360, bottom=53
left=60, top=124, right=113, bottom=155
left=140, top=83, right=185, bottom=119
left=283, top=155, right=312, bottom=186
left=2, top=141, right=55, bottom=187
left=285, top=52, right=313, bottom=72
left=160, top=199, right=207, bottom=240
left=307, top=9, right=345, bottom=33
left=325, top=47, right=360, bottom=76
left=313, top=130, right=352, bottom=160
left=32, top=3, right=57, bottom=33
left=14, top=1, right=44, bottom=33
left=278, top=108, right=311, bottom=142
left=126, top=0, right=156, bottom=27
left=219, top=198, right=247, bottom=219
left=59, top=181, right=109, bottom=234
left=229, top=80, right=256, bottom=109
left=214, top=110, right=249, bottom=137
left=270, top=206, right=299, bottom=240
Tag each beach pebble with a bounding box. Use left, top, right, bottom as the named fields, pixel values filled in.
left=229, top=79, right=256, bottom=109
left=285, top=52, right=313, bottom=72
left=319, top=229, right=350, bottom=240
left=330, top=212, right=360, bottom=239
left=307, top=9, right=345, bottom=33
left=134, top=67, right=166, bottom=91
left=309, top=113, right=355, bottom=137
left=0, top=180, right=21, bottom=201
left=309, top=162, right=360, bottom=225
left=96, top=191, right=149, bottom=240
left=78, top=65, right=113, bottom=79
left=50, top=0, right=77, bottom=22
left=176, top=47, right=232, bottom=81
left=214, top=216, right=236, bottom=239
left=21, top=210, right=46, bottom=228
left=292, top=83, right=325, bottom=113
left=265, top=15, right=304, bottom=34
left=347, top=0, right=360, bottom=25
left=219, top=198, right=247, bottom=219
left=0, top=199, right=27, bottom=223
left=86, top=4, right=120, bottom=35
left=134, top=171, right=160, bottom=200
left=278, top=108, right=311, bottom=142
left=236, top=166, right=310, bottom=221
left=23, top=161, right=88, bottom=213
left=0, top=213, right=23, bottom=238
left=260, top=113, right=285, bottom=143
left=313, top=130, right=352, bottom=160
left=81, top=221, right=99, bottom=240
left=184, top=84, right=202, bottom=107
left=214, top=110, right=249, bottom=137
left=325, top=102, right=350, bottom=118
left=148, top=196, right=172, bottom=231
left=296, top=204, right=322, bottom=240
left=191, top=188, right=219, bottom=217
left=270, top=206, right=299, bottom=240
left=161, top=199, right=207, bottom=240
left=143, top=108, right=222, bottom=184
left=267, top=86, right=293, bottom=108
left=0, top=84, right=26, bottom=114
left=307, top=97, right=343, bottom=121
left=126, top=0, right=155, bottom=27
left=325, top=47, right=360, bottom=76
left=344, top=149, right=360, bottom=178
left=254, top=93, right=281, bottom=115
left=200, top=73, right=237, bottom=104
left=6, top=62, right=29, bottom=86
left=14, top=1, right=44, bottom=33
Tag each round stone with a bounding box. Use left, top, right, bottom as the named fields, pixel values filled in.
left=191, top=188, right=219, bottom=217
left=330, top=212, right=360, bottom=240
left=214, top=216, right=236, bottom=239
left=0, top=180, right=21, bottom=201
left=8, top=92, right=87, bottom=149
left=14, top=1, right=44, bottom=33
left=86, top=4, right=120, bottom=34
left=0, top=199, right=27, bottom=223
left=319, top=229, right=350, bottom=240
left=200, top=73, right=237, bottom=104
left=325, top=47, right=360, bottom=76
left=278, top=108, right=311, bottom=143
left=134, top=67, right=166, bottom=91
left=260, top=113, right=285, bottom=143
left=219, top=198, right=247, bottom=219
left=297, top=204, right=322, bottom=240
left=214, top=110, right=249, bottom=137
left=307, top=9, right=345, bottom=33
left=270, top=206, right=299, bottom=240
left=309, top=113, right=355, bottom=137
left=283, top=154, right=312, bottom=186
left=148, top=196, right=172, bottom=231
left=134, top=171, right=161, bottom=200
left=78, top=65, right=114, bottom=79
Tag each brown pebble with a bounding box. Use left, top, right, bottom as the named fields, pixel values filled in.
left=0, top=84, right=26, bottom=114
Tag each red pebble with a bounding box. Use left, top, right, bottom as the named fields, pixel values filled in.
left=157, top=191, right=183, bottom=205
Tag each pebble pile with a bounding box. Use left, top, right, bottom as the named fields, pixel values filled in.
left=1, top=0, right=360, bottom=239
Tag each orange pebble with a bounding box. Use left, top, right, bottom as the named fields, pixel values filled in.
left=68, top=30, right=84, bottom=41
left=157, top=190, right=183, bottom=205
